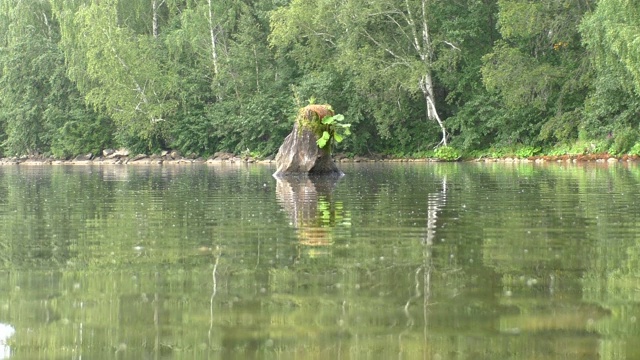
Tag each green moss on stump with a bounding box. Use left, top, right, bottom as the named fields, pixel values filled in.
left=296, top=104, right=334, bottom=145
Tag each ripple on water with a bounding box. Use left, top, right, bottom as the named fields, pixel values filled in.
left=0, top=163, right=638, bottom=359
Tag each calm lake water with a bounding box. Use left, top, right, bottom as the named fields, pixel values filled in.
left=0, top=162, right=639, bottom=359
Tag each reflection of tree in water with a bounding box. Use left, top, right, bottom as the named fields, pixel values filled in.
left=275, top=175, right=348, bottom=253
left=423, top=175, right=448, bottom=247
left=401, top=175, right=448, bottom=357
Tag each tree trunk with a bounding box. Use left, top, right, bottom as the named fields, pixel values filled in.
left=152, top=0, right=158, bottom=38
left=420, top=73, right=447, bottom=147
left=273, top=122, right=342, bottom=176
left=152, top=0, right=164, bottom=38
left=407, top=0, right=448, bottom=147
left=207, top=0, right=219, bottom=76
left=274, top=105, right=343, bottom=177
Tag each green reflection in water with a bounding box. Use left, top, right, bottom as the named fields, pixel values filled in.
left=0, top=163, right=639, bottom=359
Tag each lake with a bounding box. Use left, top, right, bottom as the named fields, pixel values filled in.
left=0, top=162, right=638, bottom=359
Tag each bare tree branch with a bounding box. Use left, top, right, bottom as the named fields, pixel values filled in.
left=443, top=40, right=461, bottom=51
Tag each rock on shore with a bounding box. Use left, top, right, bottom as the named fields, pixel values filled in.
left=0, top=149, right=275, bottom=166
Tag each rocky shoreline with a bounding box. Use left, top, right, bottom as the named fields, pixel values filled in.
left=0, top=149, right=637, bottom=166
left=0, top=150, right=254, bottom=166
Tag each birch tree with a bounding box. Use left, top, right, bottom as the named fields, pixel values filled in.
left=0, top=0, right=54, bottom=154
left=152, top=0, right=165, bottom=38
left=581, top=0, right=640, bottom=95
left=579, top=0, right=640, bottom=145
left=207, top=0, right=220, bottom=76
left=52, top=0, right=178, bottom=149
left=271, top=0, right=456, bottom=147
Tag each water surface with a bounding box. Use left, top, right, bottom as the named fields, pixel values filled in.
left=0, top=162, right=638, bottom=359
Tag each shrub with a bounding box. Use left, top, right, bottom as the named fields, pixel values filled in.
left=629, top=143, right=640, bottom=156
left=434, top=146, right=461, bottom=161
left=609, top=128, right=638, bottom=155
left=514, top=146, right=540, bottom=158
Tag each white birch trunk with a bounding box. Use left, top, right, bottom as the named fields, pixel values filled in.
left=152, top=0, right=164, bottom=38
left=152, top=0, right=158, bottom=38
left=404, top=0, right=448, bottom=147
left=207, top=0, right=219, bottom=76
left=419, top=0, right=447, bottom=146
left=421, top=74, right=447, bottom=147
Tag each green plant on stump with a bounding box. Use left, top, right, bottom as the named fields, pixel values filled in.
left=296, top=104, right=351, bottom=152
left=317, top=114, right=351, bottom=149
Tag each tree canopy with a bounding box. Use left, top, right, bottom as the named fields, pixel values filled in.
left=0, top=0, right=637, bottom=157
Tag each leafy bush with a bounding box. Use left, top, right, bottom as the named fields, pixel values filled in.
left=609, top=127, right=638, bottom=155
left=514, top=146, right=540, bottom=158
left=434, top=146, right=461, bottom=161
left=629, top=143, right=640, bottom=156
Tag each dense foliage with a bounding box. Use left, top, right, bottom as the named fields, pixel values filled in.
left=0, top=0, right=637, bottom=157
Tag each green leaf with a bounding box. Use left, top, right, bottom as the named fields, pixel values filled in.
left=334, top=133, right=344, bottom=143
left=322, top=115, right=335, bottom=125
left=316, top=131, right=331, bottom=148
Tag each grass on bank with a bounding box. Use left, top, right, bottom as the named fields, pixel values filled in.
left=394, top=138, right=640, bottom=162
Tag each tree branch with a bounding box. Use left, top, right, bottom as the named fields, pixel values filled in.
left=362, top=28, right=410, bottom=67
left=443, top=40, right=461, bottom=51
left=403, top=0, right=422, bottom=54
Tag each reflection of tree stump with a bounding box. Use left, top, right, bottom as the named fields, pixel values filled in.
left=274, top=104, right=342, bottom=177
left=274, top=175, right=342, bottom=248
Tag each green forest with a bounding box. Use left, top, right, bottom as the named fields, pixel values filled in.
left=0, top=0, right=638, bottom=159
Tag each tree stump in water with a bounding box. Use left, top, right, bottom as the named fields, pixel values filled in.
left=273, top=104, right=343, bottom=177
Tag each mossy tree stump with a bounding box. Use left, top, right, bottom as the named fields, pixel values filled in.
left=273, top=104, right=343, bottom=177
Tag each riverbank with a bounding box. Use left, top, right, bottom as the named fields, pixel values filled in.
left=1, top=149, right=638, bottom=166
